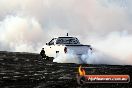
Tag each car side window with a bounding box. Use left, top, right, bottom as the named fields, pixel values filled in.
left=56, top=38, right=63, bottom=44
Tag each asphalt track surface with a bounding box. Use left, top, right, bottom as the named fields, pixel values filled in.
left=0, top=51, right=131, bottom=88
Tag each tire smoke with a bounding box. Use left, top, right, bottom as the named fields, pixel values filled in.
left=0, top=0, right=132, bottom=65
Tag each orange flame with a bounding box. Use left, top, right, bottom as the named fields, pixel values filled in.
left=78, top=66, right=86, bottom=76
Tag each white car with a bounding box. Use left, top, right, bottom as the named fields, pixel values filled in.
left=43, top=34, right=92, bottom=60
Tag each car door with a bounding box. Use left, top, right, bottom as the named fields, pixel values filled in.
left=47, top=38, right=56, bottom=57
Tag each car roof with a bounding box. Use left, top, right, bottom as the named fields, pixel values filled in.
left=58, top=37, right=76, bottom=38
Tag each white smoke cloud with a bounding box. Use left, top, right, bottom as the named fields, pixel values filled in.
left=0, top=15, right=46, bottom=52
left=90, top=31, right=132, bottom=65
left=0, top=0, right=132, bottom=64
left=53, top=51, right=82, bottom=64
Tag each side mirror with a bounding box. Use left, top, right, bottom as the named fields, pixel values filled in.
left=46, top=43, right=48, bottom=45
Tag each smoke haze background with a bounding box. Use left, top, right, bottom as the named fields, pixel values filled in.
left=0, top=0, right=132, bottom=65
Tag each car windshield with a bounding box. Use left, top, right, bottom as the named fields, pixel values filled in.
left=56, top=37, right=80, bottom=44
left=48, top=38, right=57, bottom=45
